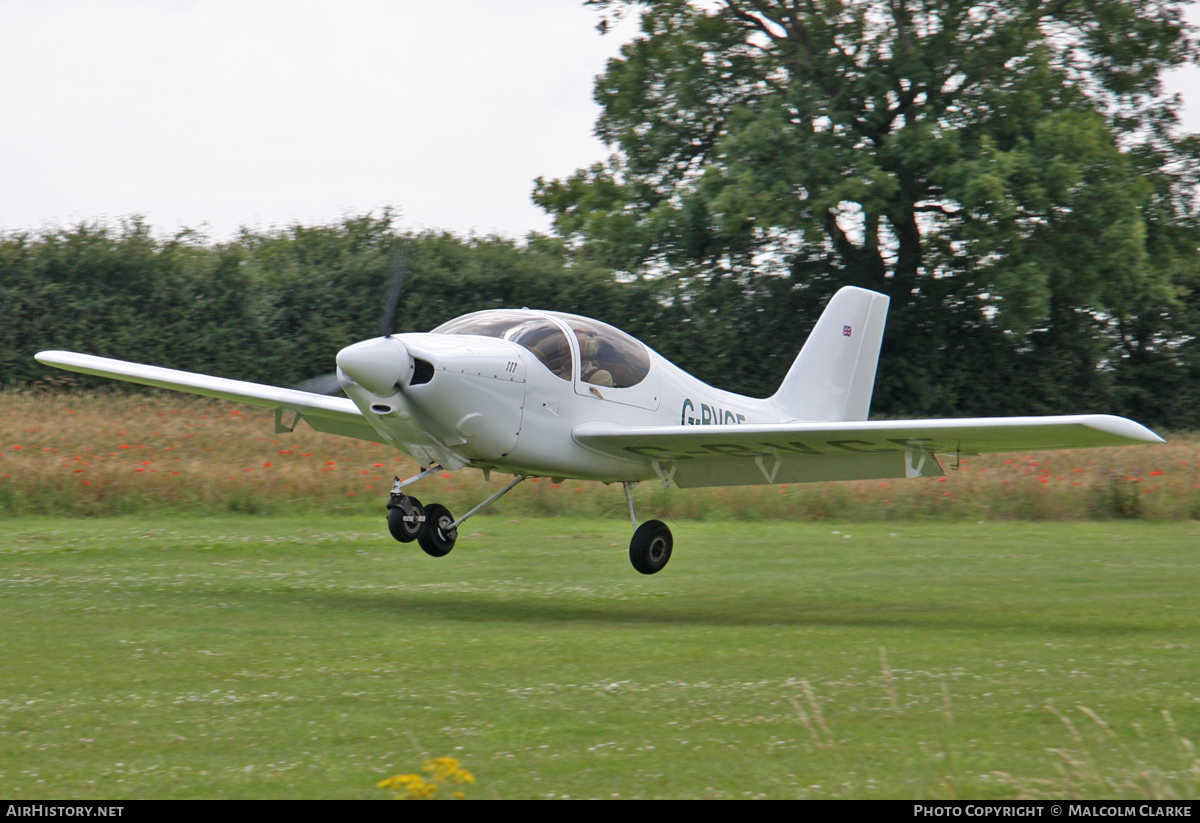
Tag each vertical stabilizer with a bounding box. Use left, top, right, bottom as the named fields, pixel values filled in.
left=770, top=286, right=889, bottom=422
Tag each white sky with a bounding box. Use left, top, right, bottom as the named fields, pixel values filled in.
left=1, top=1, right=1197, bottom=243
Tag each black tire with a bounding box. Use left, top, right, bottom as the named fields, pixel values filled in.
left=386, top=496, right=424, bottom=543
left=417, top=503, right=457, bottom=557
left=629, top=519, right=673, bottom=575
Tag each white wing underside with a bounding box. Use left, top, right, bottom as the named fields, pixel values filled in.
left=573, top=416, right=1163, bottom=489
left=34, top=351, right=381, bottom=443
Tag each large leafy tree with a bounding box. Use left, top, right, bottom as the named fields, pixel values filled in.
left=536, top=0, right=1200, bottom=422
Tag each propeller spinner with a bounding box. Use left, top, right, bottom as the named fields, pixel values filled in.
left=336, top=336, right=413, bottom=396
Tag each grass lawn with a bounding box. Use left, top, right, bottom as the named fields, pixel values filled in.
left=1, top=516, right=1198, bottom=799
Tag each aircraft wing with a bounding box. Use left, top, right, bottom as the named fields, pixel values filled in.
left=573, top=415, right=1164, bottom=489
left=34, top=351, right=382, bottom=443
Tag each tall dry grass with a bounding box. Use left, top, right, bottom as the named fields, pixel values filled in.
left=991, top=707, right=1200, bottom=800
left=797, top=654, right=1200, bottom=800
left=1, top=390, right=1198, bottom=520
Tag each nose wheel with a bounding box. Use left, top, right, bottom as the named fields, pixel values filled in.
left=386, top=492, right=456, bottom=556
left=386, top=495, right=425, bottom=543
left=384, top=470, right=528, bottom=559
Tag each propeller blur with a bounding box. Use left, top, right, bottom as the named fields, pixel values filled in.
left=34, top=286, right=1164, bottom=574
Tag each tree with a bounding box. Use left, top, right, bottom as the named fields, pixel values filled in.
left=535, top=0, right=1200, bottom=423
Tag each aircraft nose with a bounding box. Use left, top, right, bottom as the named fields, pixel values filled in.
left=335, top=337, right=413, bottom=396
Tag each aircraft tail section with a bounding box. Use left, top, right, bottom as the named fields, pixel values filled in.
left=770, top=286, right=889, bottom=422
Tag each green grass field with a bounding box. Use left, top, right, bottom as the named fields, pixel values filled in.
left=1, top=516, right=1197, bottom=799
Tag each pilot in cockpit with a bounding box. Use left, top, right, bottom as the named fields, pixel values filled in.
left=580, top=333, right=615, bottom=388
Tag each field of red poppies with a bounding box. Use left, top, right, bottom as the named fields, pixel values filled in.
left=2, top=390, right=1197, bottom=520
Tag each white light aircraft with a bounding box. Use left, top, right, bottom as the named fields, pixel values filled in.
left=36, top=286, right=1163, bottom=574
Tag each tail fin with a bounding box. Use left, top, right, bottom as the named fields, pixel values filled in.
left=770, top=286, right=889, bottom=422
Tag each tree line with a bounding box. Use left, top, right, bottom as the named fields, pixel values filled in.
left=1, top=207, right=1197, bottom=429
left=0, top=215, right=642, bottom=391
left=2, top=215, right=785, bottom=399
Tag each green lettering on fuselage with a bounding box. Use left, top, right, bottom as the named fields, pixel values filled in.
left=681, top=398, right=746, bottom=426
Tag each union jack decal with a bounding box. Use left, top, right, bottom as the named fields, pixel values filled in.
left=843, top=325, right=853, bottom=337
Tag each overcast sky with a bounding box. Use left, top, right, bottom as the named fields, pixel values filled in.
left=2, top=1, right=1197, bottom=243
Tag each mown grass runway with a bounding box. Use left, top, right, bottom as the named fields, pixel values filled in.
left=1, top=517, right=1197, bottom=799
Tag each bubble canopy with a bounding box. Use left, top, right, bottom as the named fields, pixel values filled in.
left=431, top=311, right=573, bottom=380
left=545, top=312, right=651, bottom=389
left=431, top=310, right=651, bottom=388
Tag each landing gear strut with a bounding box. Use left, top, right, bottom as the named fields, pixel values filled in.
left=387, top=472, right=675, bottom=574
left=385, top=468, right=528, bottom=559
left=623, top=481, right=672, bottom=574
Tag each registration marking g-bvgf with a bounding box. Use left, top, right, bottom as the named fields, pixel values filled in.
left=681, top=398, right=747, bottom=426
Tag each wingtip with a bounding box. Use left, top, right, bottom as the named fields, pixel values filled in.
left=1087, top=414, right=1166, bottom=445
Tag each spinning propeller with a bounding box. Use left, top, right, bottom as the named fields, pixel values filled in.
left=379, top=245, right=410, bottom=338
left=293, top=245, right=411, bottom=396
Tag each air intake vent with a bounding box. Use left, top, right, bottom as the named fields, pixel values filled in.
left=410, top=358, right=435, bottom=386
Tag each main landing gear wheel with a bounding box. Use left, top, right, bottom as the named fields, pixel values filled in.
left=418, top=503, right=458, bottom=558
left=629, top=519, right=673, bottom=575
left=386, top=495, right=425, bottom=543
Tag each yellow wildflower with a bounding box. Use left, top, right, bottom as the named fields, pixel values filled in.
left=377, top=772, right=437, bottom=799
left=378, top=757, right=472, bottom=799
left=424, top=757, right=475, bottom=784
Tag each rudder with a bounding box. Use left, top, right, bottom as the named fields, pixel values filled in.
left=770, top=286, right=889, bottom=422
